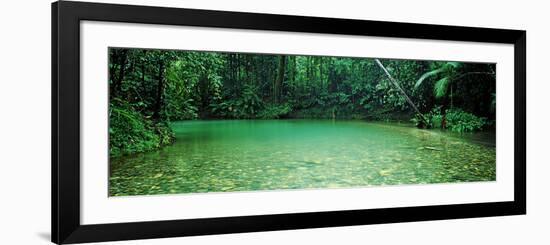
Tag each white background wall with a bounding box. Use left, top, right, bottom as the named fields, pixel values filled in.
left=0, top=0, right=547, bottom=244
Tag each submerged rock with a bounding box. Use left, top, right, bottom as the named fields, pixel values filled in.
left=417, top=146, right=442, bottom=151
left=379, top=169, right=393, bottom=176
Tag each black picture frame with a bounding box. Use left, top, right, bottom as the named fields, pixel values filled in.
left=52, top=1, right=526, bottom=244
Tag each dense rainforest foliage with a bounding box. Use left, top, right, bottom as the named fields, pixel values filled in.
left=108, top=48, right=496, bottom=157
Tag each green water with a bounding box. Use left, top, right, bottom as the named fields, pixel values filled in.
left=109, top=120, right=496, bottom=196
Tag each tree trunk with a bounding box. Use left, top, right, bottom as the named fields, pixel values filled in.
left=109, top=51, right=119, bottom=86
left=153, top=59, right=165, bottom=120
left=450, top=85, right=454, bottom=109
left=112, top=49, right=128, bottom=98
left=140, top=62, right=145, bottom=80
left=198, top=74, right=210, bottom=117
left=320, top=58, right=324, bottom=89
left=328, top=59, right=338, bottom=93
left=140, top=50, right=147, bottom=98
left=291, top=56, right=297, bottom=82
left=273, top=55, right=286, bottom=103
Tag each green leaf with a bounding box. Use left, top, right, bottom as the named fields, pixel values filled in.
left=415, top=68, right=443, bottom=89
left=434, top=77, right=450, bottom=99
left=446, top=61, right=461, bottom=69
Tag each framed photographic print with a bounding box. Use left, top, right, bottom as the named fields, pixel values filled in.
left=52, top=1, right=526, bottom=244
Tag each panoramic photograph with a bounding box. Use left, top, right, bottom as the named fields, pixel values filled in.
left=108, top=47, right=496, bottom=197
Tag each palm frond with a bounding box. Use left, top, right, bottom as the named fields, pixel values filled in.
left=415, top=68, right=443, bottom=89
left=434, top=77, right=450, bottom=99
left=446, top=62, right=461, bottom=69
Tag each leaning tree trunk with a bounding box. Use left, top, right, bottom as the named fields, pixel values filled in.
left=374, top=59, right=429, bottom=125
